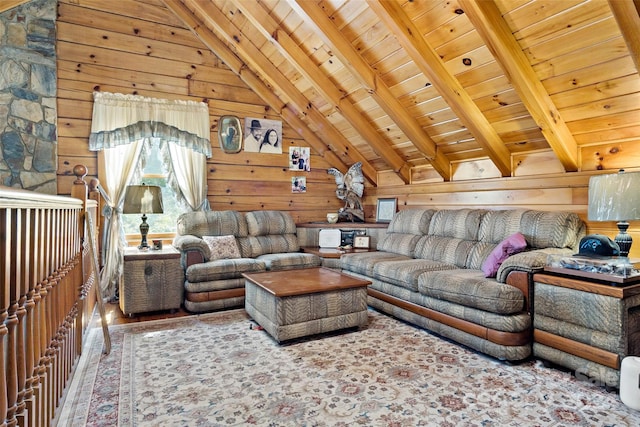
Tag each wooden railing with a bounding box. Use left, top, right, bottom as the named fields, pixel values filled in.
left=0, top=166, right=99, bottom=427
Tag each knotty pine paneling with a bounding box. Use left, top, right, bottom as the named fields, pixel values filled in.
left=55, top=0, right=640, bottom=257
left=56, top=0, right=342, bottom=221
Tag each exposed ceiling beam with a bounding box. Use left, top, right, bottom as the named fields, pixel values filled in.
left=608, top=0, right=640, bottom=73
left=162, top=0, right=376, bottom=184
left=289, top=0, right=452, bottom=181
left=460, top=0, right=579, bottom=173
left=0, top=0, right=30, bottom=14
left=174, top=0, right=380, bottom=184
left=367, top=0, right=512, bottom=177
left=234, top=0, right=416, bottom=183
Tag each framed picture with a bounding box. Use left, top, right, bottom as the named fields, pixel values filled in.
left=376, top=198, right=397, bottom=223
left=353, top=235, right=370, bottom=249
left=289, top=146, right=310, bottom=171
left=292, top=176, right=306, bottom=193
left=218, top=115, right=242, bottom=154
left=244, top=117, right=283, bottom=153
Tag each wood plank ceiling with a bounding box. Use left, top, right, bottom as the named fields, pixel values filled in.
left=11, top=0, right=640, bottom=186
left=160, top=0, right=640, bottom=185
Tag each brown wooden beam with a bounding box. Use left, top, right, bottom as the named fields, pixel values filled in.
left=608, top=0, right=640, bottom=74
left=161, top=0, right=377, bottom=184
left=236, top=0, right=417, bottom=183
left=289, top=0, right=451, bottom=181
left=460, top=0, right=579, bottom=173
left=367, top=0, right=513, bottom=177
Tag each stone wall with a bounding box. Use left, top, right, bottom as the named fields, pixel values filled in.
left=0, top=0, right=56, bottom=193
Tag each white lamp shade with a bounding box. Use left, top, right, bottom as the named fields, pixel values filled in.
left=588, top=171, right=640, bottom=222
left=123, top=185, right=164, bottom=215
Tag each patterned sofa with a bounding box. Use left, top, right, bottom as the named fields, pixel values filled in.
left=173, top=210, right=321, bottom=313
left=340, top=209, right=586, bottom=361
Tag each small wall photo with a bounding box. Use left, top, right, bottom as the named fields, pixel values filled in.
left=244, top=117, right=283, bottom=153
left=289, top=147, right=310, bottom=171
left=292, top=176, right=306, bottom=193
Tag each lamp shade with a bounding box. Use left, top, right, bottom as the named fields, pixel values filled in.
left=588, top=170, right=640, bottom=222
left=123, top=185, right=164, bottom=214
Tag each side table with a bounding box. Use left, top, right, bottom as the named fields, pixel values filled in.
left=533, top=272, right=640, bottom=388
left=120, top=245, right=184, bottom=316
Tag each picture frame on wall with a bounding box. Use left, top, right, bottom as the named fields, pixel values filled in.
left=289, top=146, right=311, bottom=171
left=218, top=115, right=242, bottom=154
left=291, top=176, right=306, bottom=193
left=376, top=198, right=397, bottom=223
left=243, top=117, right=283, bottom=153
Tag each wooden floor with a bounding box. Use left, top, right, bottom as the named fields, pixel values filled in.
left=104, top=301, right=193, bottom=325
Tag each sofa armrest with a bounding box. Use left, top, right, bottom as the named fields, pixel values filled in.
left=173, top=234, right=210, bottom=265
left=496, top=247, right=573, bottom=283
left=505, top=270, right=532, bottom=313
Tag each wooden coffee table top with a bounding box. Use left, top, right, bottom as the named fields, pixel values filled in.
left=242, top=267, right=371, bottom=297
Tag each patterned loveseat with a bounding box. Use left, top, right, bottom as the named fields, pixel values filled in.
left=340, top=209, right=586, bottom=361
left=173, top=210, right=321, bottom=313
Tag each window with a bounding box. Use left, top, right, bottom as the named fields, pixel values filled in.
left=122, top=141, right=182, bottom=236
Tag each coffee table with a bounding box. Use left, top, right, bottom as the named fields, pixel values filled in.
left=243, top=267, right=371, bottom=343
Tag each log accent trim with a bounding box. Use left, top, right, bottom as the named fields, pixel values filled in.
left=185, top=251, right=205, bottom=267
left=533, top=329, right=620, bottom=369
left=185, top=288, right=245, bottom=303
left=506, top=270, right=532, bottom=313
left=367, top=288, right=530, bottom=347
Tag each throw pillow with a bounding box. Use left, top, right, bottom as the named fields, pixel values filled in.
left=202, top=235, right=241, bottom=260
left=482, top=232, right=527, bottom=278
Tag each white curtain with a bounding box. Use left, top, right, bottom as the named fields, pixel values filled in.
left=166, top=143, right=210, bottom=211
left=89, top=92, right=211, bottom=297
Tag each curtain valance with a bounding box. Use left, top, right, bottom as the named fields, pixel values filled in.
left=89, top=92, right=211, bottom=157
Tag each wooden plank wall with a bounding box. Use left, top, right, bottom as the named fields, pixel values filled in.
left=55, top=0, right=343, bottom=224
left=56, top=0, right=640, bottom=257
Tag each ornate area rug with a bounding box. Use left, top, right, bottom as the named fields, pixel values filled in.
left=56, top=308, right=640, bottom=426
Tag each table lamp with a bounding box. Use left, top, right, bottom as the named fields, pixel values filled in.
left=588, top=170, right=640, bottom=259
left=123, top=184, right=164, bottom=249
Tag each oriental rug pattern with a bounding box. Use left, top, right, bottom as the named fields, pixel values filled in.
left=56, top=309, right=640, bottom=426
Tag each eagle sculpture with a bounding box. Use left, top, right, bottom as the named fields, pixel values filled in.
left=327, top=162, right=365, bottom=222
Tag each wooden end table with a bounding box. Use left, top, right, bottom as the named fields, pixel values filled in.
left=533, top=270, right=640, bottom=387
left=120, top=245, right=184, bottom=316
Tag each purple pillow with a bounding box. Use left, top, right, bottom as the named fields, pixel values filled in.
left=482, top=232, right=528, bottom=278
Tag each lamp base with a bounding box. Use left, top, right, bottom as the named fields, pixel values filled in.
left=138, top=214, right=150, bottom=250
left=615, top=221, right=632, bottom=259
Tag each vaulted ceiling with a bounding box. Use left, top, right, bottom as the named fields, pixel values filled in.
left=5, top=0, right=640, bottom=186
left=159, top=0, right=640, bottom=186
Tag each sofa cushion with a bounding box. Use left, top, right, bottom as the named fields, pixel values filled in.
left=372, top=259, right=456, bottom=292
left=256, top=252, right=321, bottom=271
left=341, top=251, right=411, bottom=276
left=202, top=235, right=241, bottom=260
left=186, top=258, right=266, bottom=282
left=481, top=232, right=528, bottom=278
left=376, top=209, right=435, bottom=256
left=519, top=210, right=585, bottom=251
left=245, top=235, right=300, bottom=257
left=369, top=278, right=531, bottom=333
left=414, top=236, right=480, bottom=268
left=176, top=210, right=248, bottom=238
left=418, top=269, right=525, bottom=315
left=245, top=210, right=297, bottom=235
left=427, top=209, right=485, bottom=240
